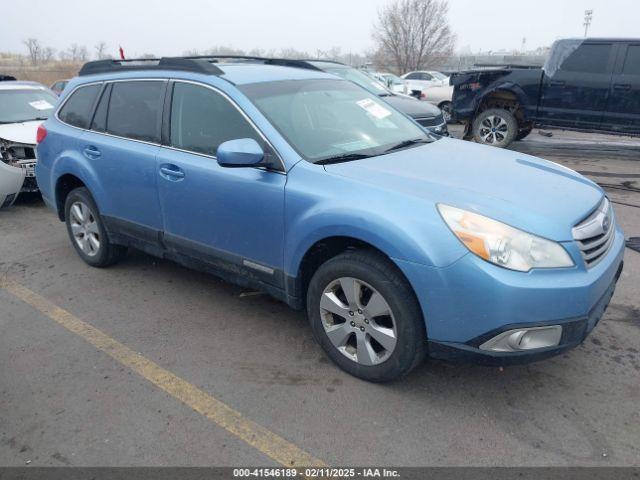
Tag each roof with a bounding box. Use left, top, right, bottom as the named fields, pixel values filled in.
left=0, top=81, right=49, bottom=91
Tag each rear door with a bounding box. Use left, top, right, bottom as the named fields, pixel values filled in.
left=603, top=43, right=640, bottom=133
left=538, top=42, right=616, bottom=129
left=156, top=81, right=286, bottom=288
left=82, top=80, right=166, bottom=246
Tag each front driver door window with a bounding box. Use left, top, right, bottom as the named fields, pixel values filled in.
left=156, top=81, right=286, bottom=287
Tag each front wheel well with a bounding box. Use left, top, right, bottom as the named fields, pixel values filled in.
left=296, top=236, right=409, bottom=303
left=55, top=174, right=85, bottom=221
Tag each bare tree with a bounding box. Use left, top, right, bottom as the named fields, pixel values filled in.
left=23, top=38, right=42, bottom=65
left=373, top=0, right=456, bottom=74
left=60, top=44, right=89, bottom=62
left=95, top=41, right=108, bottom=59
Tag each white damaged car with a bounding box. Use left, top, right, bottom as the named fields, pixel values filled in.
left=0, top=80, right=57, bottom=208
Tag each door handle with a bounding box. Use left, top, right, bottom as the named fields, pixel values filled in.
left=549, top=80, right=565, bottom=87
left=613, top=84, right=632, bottom=90
left=83, top=146, right=101, bottom=159
left=159, top=164, right=185, bottom=181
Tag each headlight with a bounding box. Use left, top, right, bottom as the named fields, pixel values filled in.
left=438, top=204, right=574, bottom=272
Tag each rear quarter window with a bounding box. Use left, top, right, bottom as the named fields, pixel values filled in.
left=58, top=84, right=101, bottom=128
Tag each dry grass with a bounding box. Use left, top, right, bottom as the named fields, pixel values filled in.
left=0, top=63, right=82, bottom=86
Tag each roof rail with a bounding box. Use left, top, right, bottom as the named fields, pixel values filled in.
left=179, top=55, right=324, bottom=71
left=79, top=57, right=224, bottom=76
left=78, top=55, right=340, bottom=77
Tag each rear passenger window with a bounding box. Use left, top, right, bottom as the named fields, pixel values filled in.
left=58, top=84, right=100, bottom=128
left=560, top=44, right=612, bottom=74
left=107, top=81, right=164, bottom=143
left=622, top=46, right=640, bottom=75
left=170, top=83, right=261, bottom=156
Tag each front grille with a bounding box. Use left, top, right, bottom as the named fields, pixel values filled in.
left=572, top=198, right=615, bottom=268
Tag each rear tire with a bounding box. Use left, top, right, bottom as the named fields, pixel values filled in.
left=306, top=250, right=427, bottom=383
left=472, top=108, right=518, bottom=148
left=64, top=187, right=127, bottom=268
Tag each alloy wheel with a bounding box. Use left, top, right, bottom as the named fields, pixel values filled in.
left=479, top=115, right=509, bottom=144
left=69, top=201, right=101, bottom=257
left=319, top=277, right=397, bottom=366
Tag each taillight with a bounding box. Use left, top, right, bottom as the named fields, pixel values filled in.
left=36, top=124, right=47, bottom=144
left=420, top=92, right=427, bottom=100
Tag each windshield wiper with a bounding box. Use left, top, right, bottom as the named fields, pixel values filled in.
left=315, top=152, right=375, bottom=165
left=9, top=117, right=49, bottom=123
left=384, top=138, right=430, bottom=153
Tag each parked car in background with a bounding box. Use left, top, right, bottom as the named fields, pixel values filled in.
left=415, top=84, right=454, bottom=122
left=37, top=57, right=624, bottom=382
left=50, top=79, right=70, bottom=96
left=369, top=71, right=409, bottom=95
left=0, top=79, right=57, bottom=208
left=304, top=60, right=448, bottom=136
left=451, top=38, right=640, bottom=147
left=402, top=70, right=449, bottom=94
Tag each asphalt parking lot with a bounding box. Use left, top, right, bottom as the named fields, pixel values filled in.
left=1, top=130, right=639, bottom=467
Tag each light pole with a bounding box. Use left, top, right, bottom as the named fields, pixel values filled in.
left=584, top=10, right=594, bottom=37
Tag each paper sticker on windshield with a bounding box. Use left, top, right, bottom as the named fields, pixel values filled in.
left=29, top=100, right=53, bottom=110
left=356, top=99, right=391, bottom=120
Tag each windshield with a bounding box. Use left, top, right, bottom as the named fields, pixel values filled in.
left=241, top=79, right=431, bottom=163
left=312, top=64, right=391, bottom=96
left=430, top=72, right=448, bottom=81
left=0, top=89, right=57, bottom=124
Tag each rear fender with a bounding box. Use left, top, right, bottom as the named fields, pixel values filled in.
left=50, top=149, right=108, bottom=215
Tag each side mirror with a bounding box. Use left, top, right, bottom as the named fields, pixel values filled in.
left=216, top=138, right=265, bottom=168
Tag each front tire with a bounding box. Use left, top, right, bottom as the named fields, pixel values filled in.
left=306, top=250, right=426, bottom=382
left=64, top=187, right=127, bottom=268
left=472, top=108, right=518, bottom=148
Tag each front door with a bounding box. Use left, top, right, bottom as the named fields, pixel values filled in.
left=156, top=81, right=286, bottom=288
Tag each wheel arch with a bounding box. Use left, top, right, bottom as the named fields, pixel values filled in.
left=474, top=83, right=531, bottom=124
left=51, top=154, right=107, bottom=221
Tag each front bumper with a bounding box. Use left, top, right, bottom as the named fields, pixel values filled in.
left=0, top=160, right=26, bottom=208
left=394, top=226, right=626, bottom=366
left=428, top=261, right=623, bottom=366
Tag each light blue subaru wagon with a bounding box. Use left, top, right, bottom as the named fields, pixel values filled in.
left=35, top=57, right=625, bottom=382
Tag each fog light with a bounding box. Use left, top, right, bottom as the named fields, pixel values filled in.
left=480, top=326, right=562, bottom=352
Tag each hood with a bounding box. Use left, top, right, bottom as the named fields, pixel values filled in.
left=324, top=138, right=604, bottom=242
left=383, top=94, right=442, bottom=119
left=0, top=120, right=42, bottom=145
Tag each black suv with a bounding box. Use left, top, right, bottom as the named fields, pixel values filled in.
left=451, top=38, right=640, bottom=147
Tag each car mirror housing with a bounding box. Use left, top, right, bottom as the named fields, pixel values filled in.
left=216, top=138, right=265, bottom=168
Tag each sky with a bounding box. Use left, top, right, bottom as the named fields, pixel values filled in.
left=1, top=0, right=638, bottom=58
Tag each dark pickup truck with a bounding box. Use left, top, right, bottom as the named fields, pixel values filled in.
left=451, top=38, right=640, bottom=147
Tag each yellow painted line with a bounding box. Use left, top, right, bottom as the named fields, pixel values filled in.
left=0, top=277, right=326, bottom=468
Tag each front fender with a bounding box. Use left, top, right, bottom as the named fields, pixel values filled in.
left=283, top=162, right=468, bottom=278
